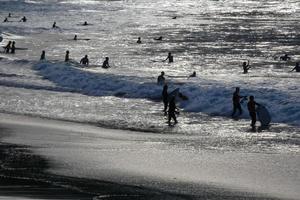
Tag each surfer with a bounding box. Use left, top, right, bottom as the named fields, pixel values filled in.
left=10, top=41, right=16, bottom=54
left=102, top=57, right=110, bottom=68
left=137, top=37, right=142, bottom=44
left=242, top=60, right=250, bottom=74
left=3, top=18, right=8, bottom=23
left=157, top=71, right=166, bottom=85
left=188, top=71, right=196, bottom=78
left=40, top=50, right=46, bottom=60
left=168, top=97, right=178, bottom=126
left=280, top=54, right=291, bottom=61
left=291, top=62, right=300, bottom=72
left=8, top=13, right=12, bottom=18
left=154, top=36, right=163, bottom=41
left=4, top=41, right=11, bottom=53
left=164, top=52, right=173, bottom=63
left=65, top=50, right=70, bottom=62
left=80, top=55, right=89, bottom=66
left=83, top=21, right=88, bottom=26
left=52, top=22, right=57, bottom=28
left=74, top=35, right=77, bottom=40
left=20, top=16, right=27, bottom=22
left=162, top=84, right=169, bottom=115
left=247, top=96, right=260, bottom=129
left=231, top=87, right=245, bottom=118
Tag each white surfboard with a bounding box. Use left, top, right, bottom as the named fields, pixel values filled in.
left=257, top=105, right=271, bottom=127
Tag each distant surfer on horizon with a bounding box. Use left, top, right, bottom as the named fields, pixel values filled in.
left=4, top=41, right=11, bottom=53
left=40, top=50, right=46, bottom=60
left=137, top=37, right=142, bottom=44
left=80, top=55, right=89, bottom=66
left=52, top=22, right=57, bottom=28
left=83, top=21, right=88, bottom=26
left=231, top=87, right=246, bottom=118
left=3, top=17, right=8, bottom=23
left=280, top=54, right=291, bottom=61
left=20, top=16, right=27, bottom=22
left=242, top=60, right=251, bottom=74
left=188, top=71, right=196, bottom=78
left=164, top=52, right=173, bottom=63
left=65, top=50, right=70, bottom=62
left=162, top=84, right=169, bottom=115
left=10, top=41, right=16, bottom=54
left=291, top=62, right=300, bottom=72
left=8, top=13, right=12, bottom=18
left=157, top=71, right=166, bottom=85
left=74, top=35, right=77, bottom=40
left=102, top=57, right=110, bottom=69
left=247, top=96, right=260, bottom=130
left=168, top=97, right=178, bottom=126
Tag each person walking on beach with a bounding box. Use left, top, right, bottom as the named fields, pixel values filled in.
left=291, top=62, right=300, bottom=72
left=168, top=97, right=178, bottom=126
left=4, top=41, right=11, bottom=53
left=102, top=57, right=110, bottom=68
left=242, top=60, right=251, bottom=74
left=162, top=84, right=169, bottom=115
left=157, top=71, right=166, bottom=85
left=10, top=41, right=16, bottom=54
left=164, top=52, right=173, bottom=63
left=65, top=50, right=70, bottom=62
left=80, top=55, right=89, bottom=66
left=231, top=87, right=245, bottom=118
left=40, top=50, right=46, bottom=60
left=247, top=96, right=260, bottom=130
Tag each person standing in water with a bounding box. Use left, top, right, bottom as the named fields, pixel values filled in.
left=162, top=84, right=169, bottom=115
left=52, top=22, right=57, bottom=28
left=20, top=16, right=27, bottom=22
left=102, top=57, right=110, bottom=68
left=242, top=60, right=251, bottom=74
left=231, top=87, right=245, bottom=118
left=80, top=55, right=89, bottom=66
left=40, top=50, right=46, bottom=60
left=157, top=71, right=166, bottom=85
left=4, top=41, right=11, bottom=53
left=10, top=41, right=16, bottom=54
left=164, top=52, right=173, bottom=63
left=65, top=50, right=70, bottom=62
left=137, top=37, right=142, bottom=44
left=247, top=96, right=260, bottom=130
left=168, top=97, right=178, bottom=126
left=73, top=35, right=77, bottom=40
left=291, top=62, right=300, bottom=72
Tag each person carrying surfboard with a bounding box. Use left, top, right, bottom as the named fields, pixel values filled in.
left=231, top=87, right=246, bottom=118
left=247, top=96, right=260, bottom=130
left=168, top=97, right=178, bottom=126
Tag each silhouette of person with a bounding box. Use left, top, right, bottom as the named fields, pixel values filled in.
left=10, top=41, right=16, bottom=54
left=243, top=60, right=251, bottom=74
left=52, top=22, right=57, bottom=28
left=4, top=41, right=11, bottom=53
left=40, top=50, right=46, bottom=60
left=280, top=54, right=291, bottom=61
left=8, top=13, right=11, bottom=18
left=231, top=87, right=245, bottom=118
left=74, top=35, right=77, bottom=40
left=154, top=36, right=163, bottom=41
left=157, top=71, right=165, bottom=85
left=65, top=50, right=70, bottom=62
left=168, top=97, right=178, bottom=126
left=162, top=84, right=168, bottom=115
left=137, top=37, right=142, bottom=44
left=188, top=71, right=196, bottom=78
left=164, top=52, right=173, bottom=63
left=172, top=16, right=177, bottom=19
left=102, top=57, right=110, bottom=68
left=80, top=55, right=89, bottom=66
left=291, top=62, right=300, bottom=72
left=3, top=17, right=8, bottom=23
left=20, top=16, right=27, bottom=22
left=83, top=21, right=88, bottom=26
left=247, top=96, right=260, bottom=130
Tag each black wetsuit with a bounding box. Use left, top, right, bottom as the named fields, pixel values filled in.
left=168, top=99, right=178, bottom=124
left=247, top=100, right=259, bottom=127
left=231, top=91, right=242, bottom=117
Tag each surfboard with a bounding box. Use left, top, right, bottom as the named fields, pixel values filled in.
left=257, top=105, right=271, bottom=127
left=168, top=88, right=180, bottom=102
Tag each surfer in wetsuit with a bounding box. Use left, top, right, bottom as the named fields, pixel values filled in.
left=162, top=84, right=168, bottom=115
left=137, top=37, right=142, bottom=44
left=168, top=97, right=178, bottom=126
left=40, top=50, right=46, bottom=60
left=157, top=71, right=165, bottom=85
left=74, top=35, right=77, bottom=40
left=280, top=54, right=291, bottom=61
left=83, top=21, right=88, bottom=26
left=242, top=60, right=250, bottom=74
left=4, top=41, right=11, bottom=53
left=65, top=50, right=70, bottom=62
left=52, top=22, right=57, bottom=28
left=20, top=16, right=27, bottom=22
left=80, top=55, right=89, bottom=66
left=164, top=52, right=173, bottom=63
left=188, top=71, right=196, bottom=78
left=102, top=57, right=110, bottom=68
left=3, top=18, right=8, bottom=23
left=291, top=62, right=300, bottom=72
left=247, top=96, right=260, bottom=129
left=231, top=87, right=245, bottom=118
left=10, top=41, right=16, bottom=54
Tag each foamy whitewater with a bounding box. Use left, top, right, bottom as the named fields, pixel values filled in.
left=0, top=0, right=300, bottom=199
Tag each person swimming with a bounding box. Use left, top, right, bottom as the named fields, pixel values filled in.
left=80, top=55, right=89, bottom=66
left=83, top=21, right=88, bottom=26
left=188, top=71, right=196, bottom=78
left=102, top=57, right=110, bottom=69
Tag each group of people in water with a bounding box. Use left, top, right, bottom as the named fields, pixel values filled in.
left=3, top=13, right=26, bottom=23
